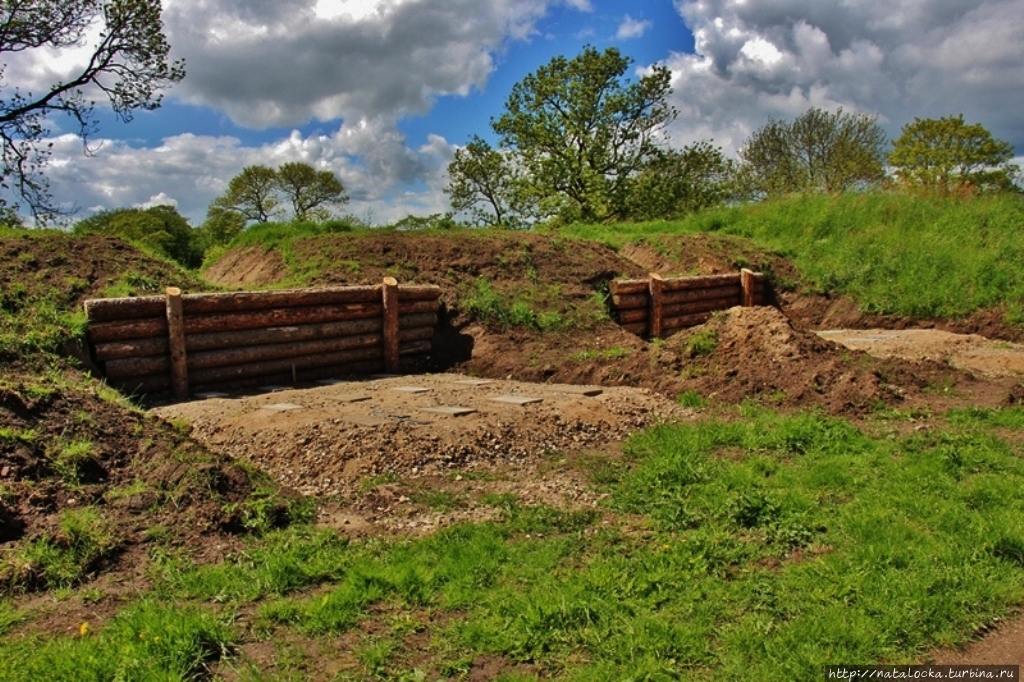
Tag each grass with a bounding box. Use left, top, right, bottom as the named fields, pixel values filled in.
left=5, top=407, right=1024, bottom=679
left=563, top=192, right=1024, bottom=323
left=568, top=346, right=631, bottom=362
left=461, top=278, right=566, bottom=331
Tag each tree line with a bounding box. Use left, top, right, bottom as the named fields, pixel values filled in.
left=446, top=46, right=1019, bottom=229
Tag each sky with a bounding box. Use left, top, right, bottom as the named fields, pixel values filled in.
left=5, top=0, right=1024, bottom=225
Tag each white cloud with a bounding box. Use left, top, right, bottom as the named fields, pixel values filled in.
left=616, top=15, right=652, bottom=40
left=662, top=0, right=1024, bottom=156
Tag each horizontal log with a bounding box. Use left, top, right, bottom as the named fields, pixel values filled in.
left=609, top=279, right=648, bottom=295
left=399, top=339, right=432, bottom=356
left=189, top=346, right=384, bottom=384
left=661, top=284, right=741, bottom=307
left=611, top=292, right=648, bottom=310
left=88, top=317, right=167, bottom=343
left=616, top=308, right=649, bottom=325
left=186, top=318, right=382, bottom=352
left=661, top=274, right=741, bottom=292
left=181, top=286, right=380, bottom=314
left=84, top=296, right=166, bottom=322
left=398, top=312, right=438, bottom=329
left=104, top=355, right=169, bottom=380
left=397, top=285, right=442, bottom=301
left=191, top=360, right=386, bottom=395
left=188, top=333, right=383, bottom=371
left=397, top=299, right=440, bottom=316
left=399, top=326, right=434, bottom=343
left=620, top=321, right=648, bottom=336
left=662, top=311, right=714, bottom=332
left=185, top=303, right=383, bottom=335
left=93, top=336, right=168, bottom=361
left=662, top=296, right=740, bottom=320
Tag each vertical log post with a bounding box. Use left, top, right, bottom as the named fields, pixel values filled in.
left=741, top=268, right=757, bottom=307
left=648, top=273, right=665, bottom=339
left=382, top=277, right=400, bottom=373
left=165, top=287, right=189, bottom=400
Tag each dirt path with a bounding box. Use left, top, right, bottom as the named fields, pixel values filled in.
left=818, top=328, right=1024, bottom=377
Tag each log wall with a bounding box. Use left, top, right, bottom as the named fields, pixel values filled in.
left=609, top=269, right=767, bottom=338
left=83, top=280, right=442, bottom=399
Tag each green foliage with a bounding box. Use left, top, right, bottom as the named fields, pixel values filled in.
left=889, top=115, right=1019, bottom=195
left=685, top=328, right=718, bottom=357
left=49, top=438, right=97, bottom=486
left=445, top=136, right=536, bottom=228
left=0, top=0, right=184, bottom=222
left=461, top=279, right=564, bottom=331
left=390, top=213, right=459, bottom=231
left=0, top=601, right=233, bottom=682
left=458, top=46, right=678, bottom=225
left=73, top=205, right=202, bottom=268
left=676, top=389, right=708, bottom=409
left=210, top=162, right=348, bottom=225
left=616, top=142, right=736, bottom=220
left=0, top=289, right=87, bottom=358
left=738, top=107, right=887, bottom=198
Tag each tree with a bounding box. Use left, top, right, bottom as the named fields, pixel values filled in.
left=489, top=46, right=676, bottom=223
left=195, top=205, right=245, bottom=252
left=737, top=107, right=887, bottom=198
left=211, top=165, right=282, bottom=224
left=275, top=161, right=348, bottom=222
left=445, top=136, right=535, bottom=228
left=615, top=142, right=735, bottom=221
left=889, top=115, right=1018, bottom=195
left=0, top=0, right=185, bottom=222
left=73, top=204, right=200, bottom=267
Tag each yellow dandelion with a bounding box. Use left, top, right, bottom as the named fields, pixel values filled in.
left=79, top=622, right=90, bottom=637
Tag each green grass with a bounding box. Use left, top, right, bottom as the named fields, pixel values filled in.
left=5, top=408, right=1024, bottom=678
left=462, top=278, right=566, bottom=331
left=563, top=192, right=1024, bottom=323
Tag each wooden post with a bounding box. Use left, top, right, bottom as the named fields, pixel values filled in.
left=741, top=269, right=756, bottom=307
left=648, top=273, right=664, bottom=339
left=382, top=277, right=400, bottom=373
left=165, top=287, right=189, bottom=400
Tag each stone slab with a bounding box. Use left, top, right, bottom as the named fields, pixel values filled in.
left=552, top=386, right=603, bottom=397
left=393, top=386, right=431, bottom=394
left=489, top=395, right=543, bottom=405
left=194, top=391, right=230, bottom=400
left=420, top=406, right=477, bottom=416
left=452, top=379, right=493, bottom=387
left=261, top=402, right=304, bottom=412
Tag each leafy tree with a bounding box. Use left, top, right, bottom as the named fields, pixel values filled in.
left=195, top=205, right=245, bottom=251
left=211, top=165, right=282, bottom=224
left=0, top=0, right=185, bottom=222
left=275, top=161, right=348, bottom=222
left=615, top=142, right=735, bottom=220
left=737, top=107, right=887, bottom=198
left=489, top=46, right=676, bottom=223
left=889, top=115, right=1018, bottom=194
left=209, top=163, right=348, bottom=224
left=445, top=136, right=535, bottom=228
left=73, top=205, right=200, bottom=267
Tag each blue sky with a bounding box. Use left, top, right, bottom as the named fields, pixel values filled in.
left=7, top=0, right=1024, bottom=225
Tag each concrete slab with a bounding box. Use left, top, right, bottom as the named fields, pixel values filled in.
left=552, top=386, right=603, bottom=397
left=421, top=406, right=477, bottom=416
left=393, top=386, right=431, bottom=394
left=452, top=379, right=493, bottom=387
left=194, top=391, right=230, bottom=400
left=261, top=402, right=304, bottom=412
left=489, top=395, right=543, bottom=405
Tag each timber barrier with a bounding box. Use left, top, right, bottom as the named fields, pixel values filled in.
left=83, top=278, right=441, bottom=399
left=609, top=269, right=767, bottom=338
